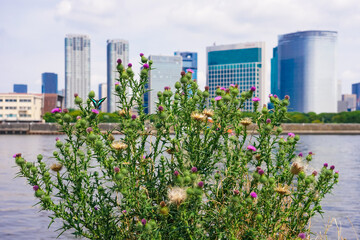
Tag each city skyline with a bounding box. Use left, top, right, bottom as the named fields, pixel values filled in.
left=1, top=0, right=360, bottom=98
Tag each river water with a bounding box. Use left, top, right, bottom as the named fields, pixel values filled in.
left=0, top=135, right=359, bottom=239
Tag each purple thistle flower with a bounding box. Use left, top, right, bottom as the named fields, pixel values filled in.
left=122, top=210, right=127, bottom=214
left=205, top=86, right=209, bottom=91
left=234, top=189, right=240, bottom=195
left=268, top=94, right=273, bottom=98
left=298, top=233, right=306, bottom=239
left=115, top=81, right=120, bottom=86
left=74, top=93, right=78, bottom=97
left=330, top=165, right=335, bottom=170
left=298, top=152, right=303, bottom=157
left=274, top=94, right=278, bottom=98
left=94, top=207, right=98, bottom=210
left=252, top=97, right=260, bottom=102
left=288, top=132, right=295, bottom=138
left=174, top=171, right=179, bottom=176
left=323, top=163, right=328, bottom=168
left=141, top=219, right=147, bottom=225
left=191, top=167, right=198, bottom=173
left=51, top=108, right=61, bottom=113
left=128, top=63, right=132, bottom=67
left=117, top=59, right=122, bottom=64
left=312, top=171, right=318, bottom=176
left=86, top=127, right=93, bottom=133
left=76, top=116, right=81, bottom=120
left=198, top=181, right=204, bottom=188
left=258, top=169, right=265, bottom=175
left=309, top=151, right=313, bottom=155
left=247, top=145, right=257, bottom=152
left=91, top=109, right=99, bottom=114
left=114, top=167, right=120, bottom=173
left=250, top=86, right=256, bottom=92
left=55, top=137, right=60, bottom=141
left=266, top=118, right=271, bottom=124
left=220, top=87, right=226, bottom=91
left=139, top=53, right=144, bottom=57
left=214, top=96, right=222, bottom=101
left=158, top=106, right=164, bottom=112
left=250, top=192, right=257, bottom=198
left=13, top=154, right=17, bottom=158
left=143, top=63, right=149, bottom=69
left=33, top=185, right=39, bottom=191
left=164, top=86, right=170, bottom=91
left=285, top=95, right=290, bottom=100
left=230, top=84, right=235, bottom=87
left=131, top=115, right=137, bottom=120
left=186, top=69, right=194, bottom=73
left=335, top=171, right=339, bottom=174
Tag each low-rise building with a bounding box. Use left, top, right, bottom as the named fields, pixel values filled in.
left=0, top=93, right=43, bottom=122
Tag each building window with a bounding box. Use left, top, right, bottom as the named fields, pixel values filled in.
left=5, top=106, right=17, bottom=110
left=6, top=114, right=17, bottom=117
left=19, top=99, right=31, bottom=102
left=0, top=99, right=3, bottom=102
left=5, top=99, right=17, bottom=102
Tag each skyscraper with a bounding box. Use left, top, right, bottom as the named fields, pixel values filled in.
left=174, top=52, right=198, bottom=79
left=272, top=31, right=337, bottom=113
left=41, top=72, right=58, bottom=94
left=144, top=55, right=182, bottom=114
left=352, top=82, right=360, bottom=110
left=107, top=39, right=129, bottom=113
left=206, top=42, right=266, bottom=111
left=98, top=83, right=108, bottom=112
left=13, top=84, right=27, bottom=93
left=65, top=34, right=90, bottom=109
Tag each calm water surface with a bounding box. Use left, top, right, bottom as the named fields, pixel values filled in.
left=0, top=135, right=359, bottom=239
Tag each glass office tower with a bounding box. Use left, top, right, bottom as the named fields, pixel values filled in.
left=13, top=84, right=27, bottom=93
left=144, top=55, right=182, bottom=114
left=206, top=42, right=266, bottom=111
left=352, top=82, right=360, bottom=110
left=274, top=31, right=337, bottom=113
left=65, top=34, right=91, bottom=109
left=174, top=51, right=198, bottom=80
left=42, top=72, right=58, bottom=94
left=107, top=39, right=129, bottom=113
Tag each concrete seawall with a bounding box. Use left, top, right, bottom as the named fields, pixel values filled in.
left=1, top=122, right=360, bottom=135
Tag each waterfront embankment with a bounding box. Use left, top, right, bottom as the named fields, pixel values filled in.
left=1, top=122, right=360, bottom=135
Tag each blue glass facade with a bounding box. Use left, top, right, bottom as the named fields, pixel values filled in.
left=352, top=83, right=360, bottom=110
left=41, top=72, right=58, bottom=94
left=206, top=43, right=266, bottom=111
left=174, top=52, right=197, bottom=80
left=274, top=31, right=337, bottom=113
left=270, top=47, right=279, bottom=97
left=13, top=84, right=27, bottom=93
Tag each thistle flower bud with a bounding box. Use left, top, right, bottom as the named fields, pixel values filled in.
left=250, top=192, right=257, bottom=198
left=198, top=181, right=204, bottom=188
left=191, top=167, right=198, bottom=173
left=174, top=171, right=179, bottom=177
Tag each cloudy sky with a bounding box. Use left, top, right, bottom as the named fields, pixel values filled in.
left=1, top=0, right=360, bottom=95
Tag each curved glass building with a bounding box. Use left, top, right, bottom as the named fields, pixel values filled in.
left=272, top=31, right=337, bottom=113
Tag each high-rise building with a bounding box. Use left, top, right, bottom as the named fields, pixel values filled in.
left=65, top=34, right=91, bottom=109
left=98, top=83, right=108, bottom=112
left=206, top=42, right=266, bottom=111
left=270, top=47, right=279, bottom=97
left=174, top=52, right=198, bottom=79
left=352, top=82, right=360, bottom=110
left=144, top=55, right=182, bottom=114
left=42, top=72, right=58, bottom=94
left=107, top=39, right=129, bottom=113
left=272, top=31, right=337, bottom=113
left=13, top=84, right=27, bottom=93
left=342, top=94, right=356, bottom=111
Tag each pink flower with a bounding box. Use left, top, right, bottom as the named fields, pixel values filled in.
left=186, top=69, right=194, bottom=73
left=143, top=63, right=149, bottom=69
left=266, top=119, right=271, bottom=124
left=269, top=94, right=273, bottom=98
left=220, top=87, right=226, bottom=91
left=288, top=132, right=295, bottom=137
left=230, top=84, right=235, bottom=87
left=13, top=154, right=17, bottom=158
left=250, top=192, right=257, bottom=198
left=214, top=96, right=222, bottom=101
left=191, top=167, right=198, bottom=173
left=247, top=145, right=257, bottom=152
left=298, top=233, right=306, bottom=239
left=76, top=116, right=81, bottom=120
left=298, top=152, right=303, bottom=157
left=115, top=82, right=120, bottom=86
left=86, top=127, right=93, bottom=133
left=234, top=189, right=240, bottom=195
left=252, top=97, right=260, bottom=102
left=139, top=53, right=144, bottom=57
left=55, top=137, right=59, bottom=141
left=51, top=108, right=61, bottom=113
left=174, top=171, right=179, bottom=176
left=114, top=167, right=120, bottom=173
left=91, top=109, right=99, bottom=114
left=198, top=181, right=204, bottom=188
left=250, top=86, right=256, bottom=91
left=33, top=185, right=39, bottom=191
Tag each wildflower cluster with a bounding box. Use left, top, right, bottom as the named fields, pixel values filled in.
left=14, top=54, right=338, bottom=239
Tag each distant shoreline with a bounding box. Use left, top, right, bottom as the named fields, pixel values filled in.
left=2, top=122, right=360, bottom=135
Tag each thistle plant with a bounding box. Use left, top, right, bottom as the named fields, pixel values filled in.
left=15, top=54, right=339, bottom=240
